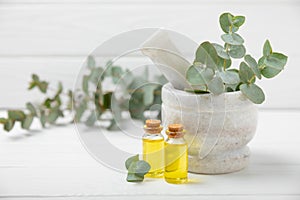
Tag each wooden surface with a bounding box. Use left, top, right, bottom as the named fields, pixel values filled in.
left=0, top=110, right=300, bottom=199
left=0, top=0, right=299, bottom=108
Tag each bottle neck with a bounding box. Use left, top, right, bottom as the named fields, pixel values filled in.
left=165, top=136, right=186, bottom=144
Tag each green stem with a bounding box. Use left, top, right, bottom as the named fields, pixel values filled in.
left=248, top=75, right=256, bottom=84
left=224, top=43, right=230, bottom=71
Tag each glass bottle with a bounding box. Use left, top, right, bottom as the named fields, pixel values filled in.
left=142, top=119, right=164, bottom=178
left=164, top=124, right=188, bottom=184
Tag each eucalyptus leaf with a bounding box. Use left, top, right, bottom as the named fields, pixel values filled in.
left=263, top=40, right=272, bottom=56
left=82, top=75, right=89, bottom=94
left=47, top=109, right=60, bottom=124
left=218, top=70, right=240, bottom=84
left=186, top=65, right=214, bottom=85
left=232, top=16, right=245, bottom=27
left=221, top=33, right=244, bottom=45
left=194, top=41, right=219, bottom=70
left=32, top=74, right=39, bottom=82
left=219, top=12, right=238, bottom=33
left=85, top=112, right=97, bottom=127
left=244, top=54, right=261, bottom=79
left=260, top=66, right=282, bottom=78
left=21, top=115, right=34, bottom=130
left=56, top=82, right=63, bottom=95
left=264, top=53, right=287, bottom=70
left=0, top=118, right=7, bottom=124
left=74, top=101, right=87, bottom=122
left=89, top=67, right=104, bottom=84
left=217, top=57, right=232, bottom=69
left=38, top=81, right=48, bottom=93
left=128, top=160, right=151, bottom=177
left=40, top=111, right=47, bottom=128
left=240, top=83, right=265, bottom=104
left=229, top=45, right=246, bottom=58
left=126, top=173, right=144, bottom=182
left=87, top=56, right=96, bottom=69
left=208, top=76, right=224, bottom=95
left=125, top=154, right=139, bottom=170
left=129, top=88, right=146, bottom=120
left=8, top=110, right=26, bottom=121
left=4, top=119, right=15, bottom=132
left=239, top=62, right=255, bottom=83
left=143, top=84, right=157, bottom=106
left=111, top=66, right=123, bottom=84
left=26, top=102, right=37, bottom=116
left=212, top=43, right=230, bottom=59
left=110, top=94, right=122, bottom=123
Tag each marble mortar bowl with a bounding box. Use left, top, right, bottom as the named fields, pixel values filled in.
left=161, top=83, right=258, bottom=174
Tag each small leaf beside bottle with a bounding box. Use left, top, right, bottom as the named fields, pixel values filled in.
left=125, top=155, right=151, bottom=182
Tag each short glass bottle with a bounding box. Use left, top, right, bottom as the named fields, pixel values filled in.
left=164, top=124, right=188, bottom=184
left=142, top=119, right=164, bottom=178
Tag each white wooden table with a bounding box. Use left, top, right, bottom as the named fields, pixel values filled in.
left=1, top=110, right=300, bottom=200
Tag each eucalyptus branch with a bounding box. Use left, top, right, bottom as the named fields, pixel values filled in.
left=186, top=12, right=288, bottom=104
left=1, top=56, right=167, bottom=132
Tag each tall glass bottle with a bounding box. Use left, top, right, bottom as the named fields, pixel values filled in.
left=142, top=119, right=164, bottom=178
left=164, top=124, right=188, bottom=184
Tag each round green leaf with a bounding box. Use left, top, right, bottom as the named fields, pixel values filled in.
left=111, top=66, right=123, bottom=84
left=260, top=66, right=282, bottom=78
left=126, top=173, right=144, bottom=182
left=87, top=56, right=96, bottom=69
left=232, top=16, right=245, bottom=27
left=219, top=12, right=238, bottom=33
left=218, top=71, right=240, bottom=84
left=47, top=109, right=60, bottom=124
left=127, top=160, right=150, bottom=176
left=208, top=76, right=225, bottom=95
left=143, top=84, right=157, bottom=106
left=26, top=103, right=37, bottom=116
left=4, top=119, right=15, bottom=132
left=229, top=45, right=246, bottom=58
left=194, top=41, right=219, bottom=70
left=21, top=115, right=34, bottom=130
left=240, top=83, right=265, bottom=104
left=263, top=40, right=272, bottom=56
left=0, top=118, right=7, bottom=124
left=221, top=33, right=244, bottom=45
left=38, top=81, right=48, bottom=93
left=239, top=62, right=255, bottom=83
left=244, top=54, right=261, bottom=79
left=186, top=65, right=214, bottom=85
left=8, top=110, right=26, bottom=121
left=125, top=154, right=139, bottom=170
left=212, top=43, right=230, bottom=59
left=264, top=53, right=287, bottom=70
left=82, top=75, right=89, bottom=94
left=217, top=57, right=232, bottom=69
left=85, top=112, right=97, bottom=127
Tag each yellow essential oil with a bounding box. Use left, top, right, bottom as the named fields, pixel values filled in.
left=142, top=119, right=164, bottom=178
left=164, top=124, right=188, bottom=184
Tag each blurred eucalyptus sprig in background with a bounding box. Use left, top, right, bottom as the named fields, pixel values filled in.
left=0, top=56, right=167, bottom=132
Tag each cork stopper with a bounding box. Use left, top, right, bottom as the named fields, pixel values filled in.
left=145, top=119, right=161, bottom=128
left=144, top=119, right=162, bottom=134
left=166, top=124, right=185, bottom=138
left=168, top=124, right=183, bottom=132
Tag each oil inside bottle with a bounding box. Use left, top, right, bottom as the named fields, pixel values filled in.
left=142, top=119, right=164, bottom=178
left=143, top=137, right=164, bottom=178
left=164, top=124, right=188, bottom=184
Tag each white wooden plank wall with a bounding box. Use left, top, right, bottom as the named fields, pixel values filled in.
left=0, top=0, right=299, bottom=109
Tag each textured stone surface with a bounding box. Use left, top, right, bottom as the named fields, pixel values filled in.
left=162, top=83, right=258, bottom=174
